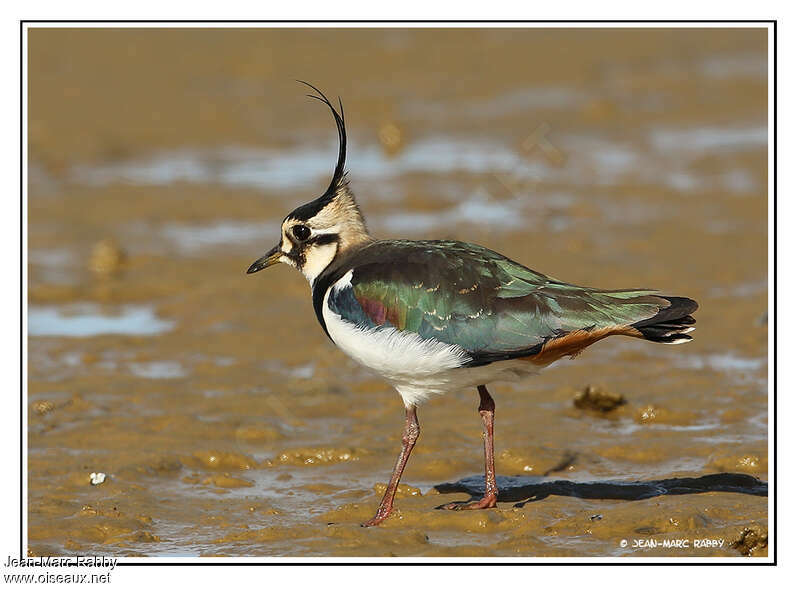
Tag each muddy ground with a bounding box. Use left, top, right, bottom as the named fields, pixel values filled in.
left=27, top=27, right=768, bottom=557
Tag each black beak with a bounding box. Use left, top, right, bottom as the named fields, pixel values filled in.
left=246, top=245, right=282, bottom=274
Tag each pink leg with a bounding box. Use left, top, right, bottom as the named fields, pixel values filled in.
left=362, top=406, right=420, bottom=526
left=441, top=385, right=498, bottom=510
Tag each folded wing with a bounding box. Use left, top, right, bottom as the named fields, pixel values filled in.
left=326, top=240, right=696, bottom=366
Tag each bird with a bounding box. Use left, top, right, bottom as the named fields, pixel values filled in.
left=247, top=82, right=698, bottom=527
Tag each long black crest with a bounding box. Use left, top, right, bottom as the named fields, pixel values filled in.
left=298, top=80, right=347, bottom=196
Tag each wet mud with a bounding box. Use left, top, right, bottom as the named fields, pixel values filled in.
left=27, top=27, right=768, bottom=557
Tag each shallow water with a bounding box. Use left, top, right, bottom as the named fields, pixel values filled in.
left=27, top=27, right=768, bottom=558
left=28, top=305, right=174, bottom=337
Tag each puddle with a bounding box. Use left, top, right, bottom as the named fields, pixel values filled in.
left=405, top=86, right=582, bottom=119
left=260, top=360, right=317, bottom=380
left=376, top=193, right=526, bottom=233
left=162, top=221, right=276, bottom=253
left=28, top=248, right=81, bottom=284
left=28, top=304, right=175, bottom=337
left=708, top=279, right=768, bottom=299
left=66, top=139, right=546, bottom=193
left=130, top=361, right=188, bottom=379
left=700, top=53, right=767, bottom=79
left=71, top=139, right=524, bottom=193
left=679, top=353, right=766, bottom=374
left=649, top=126, right=767, bottom=154
left=160, top=191, right=579, bottom=248
left=71, top=127, right=765, bottom=203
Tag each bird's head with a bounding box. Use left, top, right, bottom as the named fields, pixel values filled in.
left=247, top=83, right=371, bottom=284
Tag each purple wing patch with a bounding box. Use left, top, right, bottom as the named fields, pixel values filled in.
left=356, top=296, right=388, bottom=326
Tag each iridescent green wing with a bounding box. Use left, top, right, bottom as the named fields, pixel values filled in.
left=327, top=240, right=673, bottom=363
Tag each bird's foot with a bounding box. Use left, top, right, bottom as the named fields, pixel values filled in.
left=438, top=494, right=498, bottom=511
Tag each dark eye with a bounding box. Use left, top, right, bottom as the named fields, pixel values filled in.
left=292, top=225, right=311, bottom=241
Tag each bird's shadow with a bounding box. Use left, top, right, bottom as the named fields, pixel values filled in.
left=434, top=472, right=767, bottom=509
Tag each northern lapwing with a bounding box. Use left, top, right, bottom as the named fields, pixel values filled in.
left=247, top=83, right=698, bottom=527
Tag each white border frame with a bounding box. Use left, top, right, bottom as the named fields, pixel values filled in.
left=14, top=19, right=775, bottom=568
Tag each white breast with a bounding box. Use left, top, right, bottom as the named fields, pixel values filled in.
left=321, top=271, right=544, bottom=406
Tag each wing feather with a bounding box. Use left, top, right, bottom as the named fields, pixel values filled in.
left=325, top=240, right=671, bottom=364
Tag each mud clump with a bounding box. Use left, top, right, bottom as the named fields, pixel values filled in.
left=636, top=404, right=658, bottom=423
left=67, top=504, right=160, bottom=546
left=731, top=526, right=768, bottom=556
left=32, top=400, right=56, bottom=415
left=373, top=483, right=421, bottom=498
left=497, top=447, right=577, bottom=476
left=573, top=385, right=627, bottom=413
left=377, top=121, right=405, bottom=156
left=144, top=456, right=183, bottom=475
left=201, top=474, right=254, bottom=489
left=275, top=447, right=363, bottom=466
left=634, top=404, right=698, bottom=426
left=89, top=239, right=126, bottom=275
left=31, top=397, right=74, bottom=416
left=706, top=452, right=766, bottom=475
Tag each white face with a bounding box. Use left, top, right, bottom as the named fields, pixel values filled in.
left=278, top=217, right=340, bottom=284
left=249, top=188, right=368, bottom=283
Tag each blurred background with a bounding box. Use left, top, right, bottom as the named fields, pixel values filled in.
left=27, top=27, right=768, bottom=557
